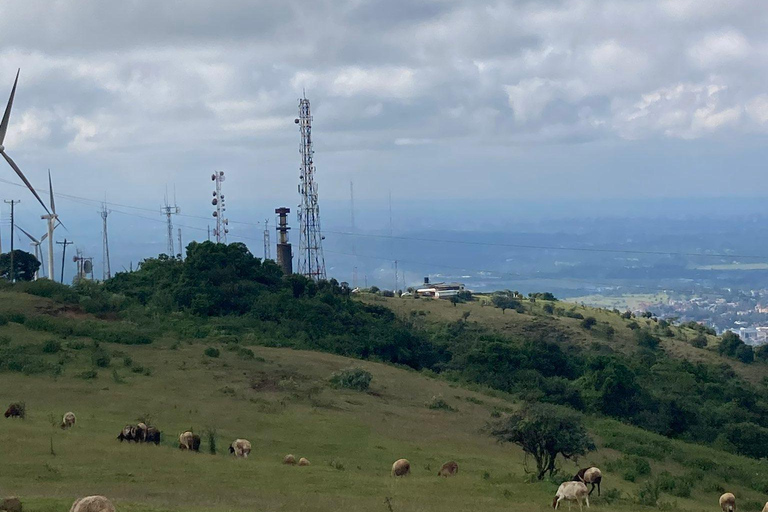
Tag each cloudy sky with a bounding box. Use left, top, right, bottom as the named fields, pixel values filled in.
left=0, top=0, right=766, bottom=278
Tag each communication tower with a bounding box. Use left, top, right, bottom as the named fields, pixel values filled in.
left=211, top=171, right=229, bottom=243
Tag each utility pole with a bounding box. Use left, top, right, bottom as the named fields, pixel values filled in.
left=100, top=202, right=111, bottom=280
left=56, top=239, right=73, bottom=284
left=4, top=200, right=19, bottom=281
left=295, top=95, right=326, bottom=280
left=394, top=260, right=398, bottom=293
left=263, top=218, right=271, bottom=260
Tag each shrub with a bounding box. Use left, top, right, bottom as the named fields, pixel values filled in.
left=7, top=401, right=25, bottom=418
left=204, top=347, right=220, bottom=358
left=91, top=347, right=111, bottom=368
left=657, top=471, right=692, bottom=498
left=42, top=340, right=62, bottom=354
left=635, top=329, right=660, bottom=350
left=123, top=356, right=133, bottom=367
left=636, top=478, right=661, bottom=507
left=427, top=395, right=457, bottom=412
left=77, top=370, right=98, bottom=380
left=66, top=340, right=86, bottom=350
left=690, top=334, right=707, bottom=348
left=329, top=367, right=373, bottom=391
left=0, top=336, right=9, bottom=346
left=580, top=317, right=597, bottom=330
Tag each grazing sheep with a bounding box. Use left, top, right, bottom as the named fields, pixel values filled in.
left=135, top=422, right=147, bottom=442
left=4, top=404, right=22, bottom=419
left=298, top=457, right=311, bottom=466
left=762, top=501, right=767, bottom=512
left=144, top=426, right=161, bottom=445
left=719, top=493, right=736, bottom=512
left=391, top=459, right=411, bottom=477
left=553, top=481, right=589, bottom=510
left=61, top=412, right=76, bottom=430
left=283, top=454, right=296, bottom=465
left=574, top=467, right=602, bottom=496
left=229, top=439, right=252, bottom=458
left=69, top=496, right=115, bottom=512
left=117, top=425, right=135, bottom=442
left=0, top=497, right=22, bottom=512
left=437, top=461, right=459, bottom=477
left=179, top=431, right=195, bottom=450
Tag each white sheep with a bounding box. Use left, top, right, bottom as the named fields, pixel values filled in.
left=69, top=496, right=115, bottom=512
left=761, top=500, right=767, bottom=512
left=574, top=466, right=602, bottom=496
left=719, top=492, right=735, bottom=512
left=61, top=412, right=76, bottom=430
left=553, top=481, right=589, bottom=510
left=229, top=439, right=251, bottom=458
left=391, top=459, right=410, bottom=477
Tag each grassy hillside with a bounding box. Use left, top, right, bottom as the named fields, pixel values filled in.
left=1, top=289, right=768, bottom=512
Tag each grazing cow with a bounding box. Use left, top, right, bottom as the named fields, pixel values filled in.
left=4, top=404, right=22, bottom=419
left=144, top=426, right=161, bottom=445
left=438, top=461, right=459, bottom=477
left=69, top=496, right=115, bottom=512
left=574, top=467, right=602, bottom=496
left=0, top=497, right=22, bottom=512
left=229, top=439, right=252, bottom=458
left=61, top=412, right=76, bottom=430
left=391, top=459, right=411, bottom=477
left=719, top=493, right=736, bottom=512
left=553, top=481, right=589, bottom=510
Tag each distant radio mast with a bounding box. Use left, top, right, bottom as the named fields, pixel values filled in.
left=295, top=96, right=326, bottom=280
left=100, top=202, right=111, bottom=280
left=211, top=171, right=228, bottom=243
left=162, top=191, right=180, bottom=256
left=263, top=218, right=271, bottom=260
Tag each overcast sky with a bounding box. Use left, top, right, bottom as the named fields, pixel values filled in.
left=0, top=0, right=766, bottom=278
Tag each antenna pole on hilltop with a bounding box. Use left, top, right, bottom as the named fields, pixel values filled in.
left=263, top=219, right=271, bottom=261
left=162, top=190, right=180, bottom=256
left=211, top=172, right=228, bottom=243
left=100, top=202, right=111, bottom=280
left=178, top=228, right=182, bottom=259
left=295, top=96, right=326, bottom=280
left=56, top=238, right=73, bottom=284
left=4, top=199, right=19, bottom=282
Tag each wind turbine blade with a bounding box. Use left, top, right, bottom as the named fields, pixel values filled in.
left=1, top=150, right=51, bottom=214
left=0, top=69, right=19, bottom=146
left=15, top=224, right=38, bottom=243
left=40, top=232, right=48, bottom=242
left=48, top=169, right=56, bottom=215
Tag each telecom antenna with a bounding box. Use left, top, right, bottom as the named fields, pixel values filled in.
left=211, top=171, right=228, bottom=243
left=294, top=95, right=326, bottom=280
left=161, top=190, right=180, bottom=256
left=177, top=228, right=183, bottom=259
left=100, top=202, right=111, bottom=280
left=263, top=218, right=271, bottom=260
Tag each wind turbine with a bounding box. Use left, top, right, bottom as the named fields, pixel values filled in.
left=15, top=224, right=54, bottom=280
left=0, top=70, right=52, bottom=216
left=41, top=170, right=60, bottom=280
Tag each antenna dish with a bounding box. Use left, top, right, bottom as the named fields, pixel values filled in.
left=212, top=198, right=218, bottom=205
left=83, top=260, right=92, bottom=273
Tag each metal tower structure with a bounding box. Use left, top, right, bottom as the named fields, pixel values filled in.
left=100, top=202, right=111, bottom=280
left=162, top=192, right=180, bottom=256
left=177, top=228, right=183, bottom=259
left=275, top=207, right=292, bottom=276
left=211, top=171, right=228, bottom=243
left=294, top=96, right=326, bottom=280
left=263, top=218, right=271, bottom=260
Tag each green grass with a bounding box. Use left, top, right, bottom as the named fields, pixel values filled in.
left=1, top=290, right=767, bottom=512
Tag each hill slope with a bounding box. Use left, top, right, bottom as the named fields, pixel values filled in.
left=0, top=290, right=767, bottom=512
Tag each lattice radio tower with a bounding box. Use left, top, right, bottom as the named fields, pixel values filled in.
left=295, top=95, right=326, bottom=280
left=162, top=191, right=180, bottom=256
left=211, top=171, right=228, bottom=243
left=263, top=218, right=271, bottom=260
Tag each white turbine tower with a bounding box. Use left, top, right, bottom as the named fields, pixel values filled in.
left=15, top=224, right=55, bottom=281
left=42, top=171, right=59, bottom=280
left=0, top=70, right=52, bottom=217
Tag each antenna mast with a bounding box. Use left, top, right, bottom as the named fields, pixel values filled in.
left=161, top=191, right=180, bottom=256
left=295, top=96, right=326, bottom=280
left=100, top=202, right=111, bottom=280
left=263, top=218, right=271, bottom=260
left=211, top=171, right=228, bottom=243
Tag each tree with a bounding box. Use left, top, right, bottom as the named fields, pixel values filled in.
left=0, top=250, right=40, bottom=281
left=580, top=317, right=597, bottom=330
left=490, top=403, right=595, bottom=480
left=492, top=294, right=519, bottom=314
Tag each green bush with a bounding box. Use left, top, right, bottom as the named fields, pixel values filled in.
left=91, top=347, right=111, bottom=368
left=66, top=340, right=86, bottom=350
left=329, top=367, right=373, bottom=391
left=77, top=369, right=98, bottom=379
left=42, top=340, right=62, bottom=354
left=580, top=317, right=597, bottom=330
left=657, top=471, right=692, bottom=498
left=204, top=347, right=220, bottom=358
left=636, top=478, right=661, bottom=507
left=427, top=395, right=457, bottom=412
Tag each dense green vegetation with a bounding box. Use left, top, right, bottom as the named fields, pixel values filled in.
left=5, top=241, right=768, bottom=462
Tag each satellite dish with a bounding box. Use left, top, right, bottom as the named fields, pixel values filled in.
left=84, top=260, right=93, bottom=273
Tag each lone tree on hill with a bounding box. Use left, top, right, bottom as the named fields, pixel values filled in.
left=490, top=403, right=595, bottom=480
left=491, top=293, right=519, bottom=314
left=0, top=250, right=40, bottom=281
